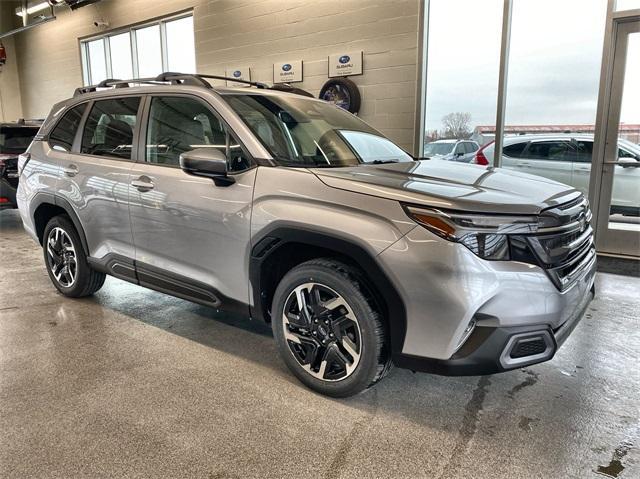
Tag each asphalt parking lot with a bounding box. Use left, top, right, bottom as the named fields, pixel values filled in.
left=1, top=209, right=638, bottom=479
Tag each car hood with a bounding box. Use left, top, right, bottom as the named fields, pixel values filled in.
left=311, top=159, right=581, bottom=214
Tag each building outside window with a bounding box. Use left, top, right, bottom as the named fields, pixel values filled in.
left=80, top=13, right=195, bottom=85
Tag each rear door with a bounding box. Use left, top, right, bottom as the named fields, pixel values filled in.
left=500, top=141, right=528, bottom=171
left=128, top=94, right=256, bottom=309
left=55, top=96, right=141, bottom=263
left=518, top=140, right=575, bottom=186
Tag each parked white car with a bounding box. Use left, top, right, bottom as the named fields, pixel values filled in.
left=474, top=134, right=640, bottom=216
left=423, top=139, right=479, bottom=163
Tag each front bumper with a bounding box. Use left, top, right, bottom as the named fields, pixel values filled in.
left=378, top=225, right=596, bottom=374
left=393, top=281, right=594, bottom=375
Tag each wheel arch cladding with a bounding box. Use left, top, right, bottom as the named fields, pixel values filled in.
left=249, top=227, right=407, bottom=356
left=31, top=194, right=89, bottom=254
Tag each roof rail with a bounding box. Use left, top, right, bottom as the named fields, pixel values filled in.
left=73, top=71, right=272, bottom=97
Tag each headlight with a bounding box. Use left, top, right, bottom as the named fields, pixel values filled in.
left=403, top=205, right=541, bottom=260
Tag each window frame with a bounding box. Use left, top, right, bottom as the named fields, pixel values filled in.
left=502, top=141, right=529, bottom=159
left=79, top=96, right=143, bottom=162
left=138, top=93, right=256, bottom=174
left=79, top=11, right=194, bottom=86
left=45, top=102, right=89, bottom=153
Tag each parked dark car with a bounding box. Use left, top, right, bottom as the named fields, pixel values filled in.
left=0, top=120, right=41, bottom=209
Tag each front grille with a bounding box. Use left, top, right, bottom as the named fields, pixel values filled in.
left=510, top=337, right=547, bottom=359
left=526, top=196, right=595, bottom=291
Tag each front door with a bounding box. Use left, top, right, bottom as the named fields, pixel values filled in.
left=129, top=95, right=256, bottom=308
left=593, top=19, right=640, bottom=258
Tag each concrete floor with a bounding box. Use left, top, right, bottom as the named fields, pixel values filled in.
left=0, top=209, right=638, bottom=479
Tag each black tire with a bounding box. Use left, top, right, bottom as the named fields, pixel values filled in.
left=272, top=258, right=390, bottom=397
left=319, top=78, right=361, bottom=114
left=42, top=215, right=106, bottom=297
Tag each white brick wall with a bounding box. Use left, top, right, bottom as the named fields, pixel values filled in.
left=13, top=0, right=420, bottom=152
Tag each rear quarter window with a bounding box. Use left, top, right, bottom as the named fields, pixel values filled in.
left=49, top=104, right=87, bottom=152
left=503, top=142, right=527, bottom=158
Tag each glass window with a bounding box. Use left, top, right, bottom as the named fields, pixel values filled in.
left=503, top=142, right=528, bottom=158
left=81, top=98, right=140, bottom=160
left=422, top=0, right=503, bottom=150
left=87, top=39, right=107, bottom=84
left=0, top=127, right=39, bottom=154
left=523, top=141, right=575, bottom=161
left=504, top=0, right=607, bottom=168
left=454, top=143, right=465, bottom=155
left=165, top=16, right=196, bottom=73
left=225, top=94, right=413, bottom=167
left=80, top=15, right=195, bottom=85
left=49, top=104, right=87, bottom=152
left=424, top=142, right=455, bottom=156
left=109, top=32, right=133, bottom=80
left=615, top=0, right=640, bottom=10
left=146, top=96, right=251, bottom=171
left=135, top=25, right=162, bottom=78
left=576, top=140, right=593, bottom=163
left=464, top=142, right=477, bottom=154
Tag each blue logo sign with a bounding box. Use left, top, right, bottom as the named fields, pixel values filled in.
left=233, top=70, right=242, bottom=78
left=282, top=63, right=292, bottom=72
left=339, top=55, right=351, bottom=64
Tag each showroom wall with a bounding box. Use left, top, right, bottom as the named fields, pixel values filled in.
left=0, top=2, right=24, bottom=122
left=12, top=0, right=420, bottom=152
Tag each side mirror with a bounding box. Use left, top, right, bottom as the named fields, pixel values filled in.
left=179, top=148, right=235, bottom=186
left=618, top=156, right=639, bottom=168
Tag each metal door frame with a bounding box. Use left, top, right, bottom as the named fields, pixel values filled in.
left=590, top=3, right=640, bottom=257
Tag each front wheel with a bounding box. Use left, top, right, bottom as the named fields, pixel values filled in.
left=272, top=259, right=390, bottom=397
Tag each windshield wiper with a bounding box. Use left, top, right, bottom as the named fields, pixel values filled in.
left=369, top=159, right=400, bottom=164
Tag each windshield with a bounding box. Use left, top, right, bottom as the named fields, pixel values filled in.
left=0, top=127, right=39, bottom=154
left=423, top=142, right=455, bottom=156
left=224, top=94, right=413, bottom=167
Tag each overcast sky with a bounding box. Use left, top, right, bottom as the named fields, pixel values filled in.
left=424, top=0, right=639, bottom=132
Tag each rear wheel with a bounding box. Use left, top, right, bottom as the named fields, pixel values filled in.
left=43, top=216, right=105, bottom=297
left=272, top=259, right=390, bottom=397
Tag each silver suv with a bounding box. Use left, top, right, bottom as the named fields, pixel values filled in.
left=17, top=73, right=596, bottom=397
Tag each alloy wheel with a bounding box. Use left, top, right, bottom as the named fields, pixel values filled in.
left=46, top=227, right=77, bottom=288
left=282, top=282, right=362, bottom=381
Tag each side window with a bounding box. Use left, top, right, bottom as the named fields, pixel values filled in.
left=503, top=142, right=527, bottom=158
left=524, top=141, right=575, bottom=161
left=464, top=142, right=478, bottom=154
left=81, top=97, right=140, bottom=160
left=576, top=140, right=594, bottom=163
left=49, top=104, right=87, bottom=151
left=146, top=96, right=251, bottom=172
left=454, top=143, right=465, bottom=154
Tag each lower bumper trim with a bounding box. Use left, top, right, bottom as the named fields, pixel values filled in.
left=393, top=284, right=595, bottom=376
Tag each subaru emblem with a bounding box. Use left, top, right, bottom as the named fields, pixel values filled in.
left=282, top=63, right=292, bottom=71
left=339, top=55, right=350, bottom=64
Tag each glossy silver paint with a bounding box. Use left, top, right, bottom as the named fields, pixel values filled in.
left=18, top=84, right=595, bottom=366
left=378, top=225, right=596, bottom=359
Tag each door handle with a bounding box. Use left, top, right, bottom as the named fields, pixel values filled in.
left=131, top=176, right=154, bottom=192
left=63, top=164, right=78, bottom=177
left=519, top=161, right=532, bottom=167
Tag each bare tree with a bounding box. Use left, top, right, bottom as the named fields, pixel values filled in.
left=441, top=112, right=472, bottom=139
left=424, top=129, right=440, bottom=143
